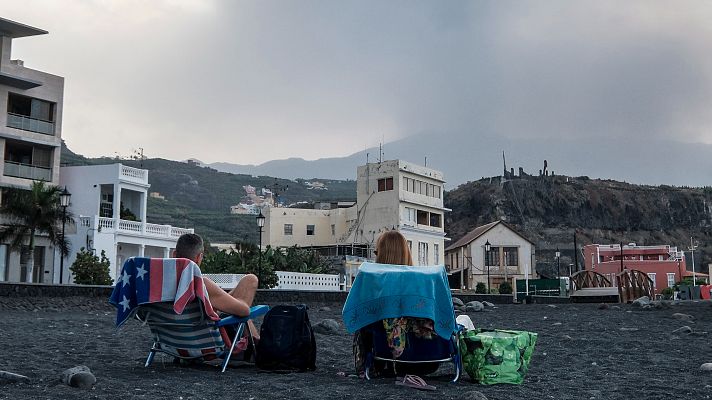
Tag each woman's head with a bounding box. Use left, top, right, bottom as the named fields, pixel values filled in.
left=375, top=230, right=413, bottom=266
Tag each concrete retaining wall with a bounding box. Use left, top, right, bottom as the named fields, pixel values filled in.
left=0, top=282, right=347, bottom=304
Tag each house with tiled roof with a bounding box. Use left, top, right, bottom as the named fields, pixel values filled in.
left=445, top=220, right=536, bottom=291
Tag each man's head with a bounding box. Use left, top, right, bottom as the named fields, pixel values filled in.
left=173, top=233, right=204, bottom=264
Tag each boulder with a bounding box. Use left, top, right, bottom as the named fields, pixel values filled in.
left=700, top=363, right=712, bottom=372
left=672, top=313, right=694, bottom=322
left=462, top=390, right=489, bottom=400
left=631, top=296, right=651, bottom=307
left=319, top=306, right=332, bottom=312
left=465, top=301, right=484, bottom=312
left=61, top=366, right=96, bottom=389
left=313, top=318, right=340, bottom=335
left=482, top=301, right=495, bottom=307
left=452, top=297, right=464, bottom=307
left=598, top=303, right=610, bottom=310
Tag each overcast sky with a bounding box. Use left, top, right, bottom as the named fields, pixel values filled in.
left=4, top=1, right=712, bottom=165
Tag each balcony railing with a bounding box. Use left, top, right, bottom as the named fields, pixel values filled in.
left=89, top=216, right=193, bottom=240
left=7, top=113, right=55, bottom=135
left=3, top=161, right=52, bottom=181
left=119, top=164, right=148, bottom=185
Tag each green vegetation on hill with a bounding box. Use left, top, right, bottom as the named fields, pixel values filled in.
left=61, top=143, right=357, bottom=244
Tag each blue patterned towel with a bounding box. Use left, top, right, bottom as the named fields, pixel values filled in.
left=342, top=262, right=456, bottom=339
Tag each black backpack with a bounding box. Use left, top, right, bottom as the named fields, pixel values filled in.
left=256, top=304, right=316, bottom=371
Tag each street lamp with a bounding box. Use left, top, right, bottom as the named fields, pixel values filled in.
left=59, top=187, right=71, bottom=284
left=555, top=247, right=561, bottom=280
left=256, top=211, right=265, bottom=289
left=485, top=240, right=491, bottom=294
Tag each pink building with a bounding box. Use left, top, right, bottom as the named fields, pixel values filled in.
left=583, top=243, right=697, bottom=294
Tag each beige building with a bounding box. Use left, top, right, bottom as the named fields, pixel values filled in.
left=0, top=18, right=64, bottom=283
left=263, top=160, right=448, bottom=266
left=445, top=220, right=536, bottom=291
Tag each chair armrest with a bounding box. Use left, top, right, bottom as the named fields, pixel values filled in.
left=216, top=305, right=270, bottom=327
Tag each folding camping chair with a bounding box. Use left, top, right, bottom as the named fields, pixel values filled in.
left=343, top=262, right=462, bottom=382
left=109, top=257, right=269, bottom=373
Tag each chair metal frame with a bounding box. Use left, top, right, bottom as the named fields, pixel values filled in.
left=362, top=326, right=462, bottom=382
left=137, top=304, right=269, bottom=373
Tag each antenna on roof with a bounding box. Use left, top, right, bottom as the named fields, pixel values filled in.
left=366, top=152, right=369, bottom=164
left=379, top=142, right=383, bottom=163
left=424, top=156, right=427, bottom=167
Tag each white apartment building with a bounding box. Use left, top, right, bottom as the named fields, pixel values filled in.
left=263, top=160, right=448, bottom=267
left=0, top=18, right=64, bottom=283
left=445, top=220, right=536, bottom=290
left=58, top=164, right=194, bottom=283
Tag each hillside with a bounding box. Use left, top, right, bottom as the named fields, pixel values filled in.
left=60, top=143, right=357, bottom=243
left=444, top=174, right=712, bottom=276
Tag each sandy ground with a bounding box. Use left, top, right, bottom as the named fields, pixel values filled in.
left=1, top=297, right=711, bottom=400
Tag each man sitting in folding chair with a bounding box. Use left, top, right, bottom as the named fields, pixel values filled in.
left=172, top=233, right=261, bottom=340
left=109, top=234, right=268, bottom=372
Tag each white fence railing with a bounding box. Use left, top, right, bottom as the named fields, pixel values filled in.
left=119, top=164, right=148, bottom=184
left=203, top=272, right=342, bottom=292
left=83, top=216, right=194, bottom=240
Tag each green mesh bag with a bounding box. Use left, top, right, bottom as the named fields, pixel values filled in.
left=459, top=329, right=537, bottom=385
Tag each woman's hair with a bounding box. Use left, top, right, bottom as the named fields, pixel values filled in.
left=375, top=230, right=413, bottom=266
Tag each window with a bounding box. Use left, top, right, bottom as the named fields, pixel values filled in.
left=504, top=247, right=519, bottom=266
left=485, top=247, right=499, bottom=267
left=284, top=224, right=293, bottom=235
left=7, top=93, right=56, bottom=135
left=434, top=244, right=440, bottom=264
left=306, top=225, right=315, bottom=235
left=429, top=213, right=442, bottom=228
left=417, top=210, right=429, bottom=225
left=667, top=273, right=675, bottom=288
left=377, top=177, right=393, bottom=192
left=435, top=185, right=441, bottom=199
left=418, top=242, right=429, bottom=266
left=648, top=273, right=656, bottom=290
left=331, top=224, right=335, bottom=236
left=402, top=207, right=416, bottom=224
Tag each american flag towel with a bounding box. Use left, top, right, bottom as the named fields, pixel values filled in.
left=109, top=257, right=220, bottom=328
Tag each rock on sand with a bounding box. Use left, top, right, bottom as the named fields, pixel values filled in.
left=313, top=319, right=341, bottom=335
left=700, top=363, right=712, bottom=372
left=672, top=313, right=694, bottom=322
left=631, top=296, right=650, bottom=307
left=452, top=297, right=464, bottom=307
left=466, top=301, right=484, bottom=312
left=61, top=365, right=96, bottom=389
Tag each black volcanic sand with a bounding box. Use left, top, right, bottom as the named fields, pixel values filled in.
left=1, top=297, right=711, bottom=399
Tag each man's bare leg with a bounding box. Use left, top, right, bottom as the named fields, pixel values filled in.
left=229, top=274, right=259, bottom=339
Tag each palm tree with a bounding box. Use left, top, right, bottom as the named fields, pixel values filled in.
left=0, top=181, right=73, bottom=283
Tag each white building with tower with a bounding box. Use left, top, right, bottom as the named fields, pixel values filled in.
left=263, top=160, right=448, bottom=285
left=58, top=163, right=194, bottom=283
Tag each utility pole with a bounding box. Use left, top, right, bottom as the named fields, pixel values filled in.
left=689, top=237, right=699, bottom=285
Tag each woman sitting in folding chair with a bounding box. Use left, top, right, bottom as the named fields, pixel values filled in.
left=345, top=231, right=461, bottom=384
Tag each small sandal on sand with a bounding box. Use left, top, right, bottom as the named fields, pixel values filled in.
left=395, top=374, right=436, bottom=391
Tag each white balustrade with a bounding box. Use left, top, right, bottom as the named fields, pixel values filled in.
left=119, top=164, right=148, bottom=184
left=202, top=271, right=342, bottom=291
left=97, top=217, right=115, bottom=230
left=202, top=273, right=246, bottom=289
left=118, top=219, right=142, bottom=233
left=275, top=271, right=341, bottom=291
left=87, top=216, right=192, bottom=240
left=145, top=223, right=170, bottom=236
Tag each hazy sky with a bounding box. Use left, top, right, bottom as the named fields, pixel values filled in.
left=4, top=1, right=712, bottom=165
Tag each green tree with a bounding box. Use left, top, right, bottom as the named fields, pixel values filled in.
left=475, top=282, right=487, bottom=294
left=0, top=181, right=73, bottom=282
left=70, top=248, right=112, bottom=285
